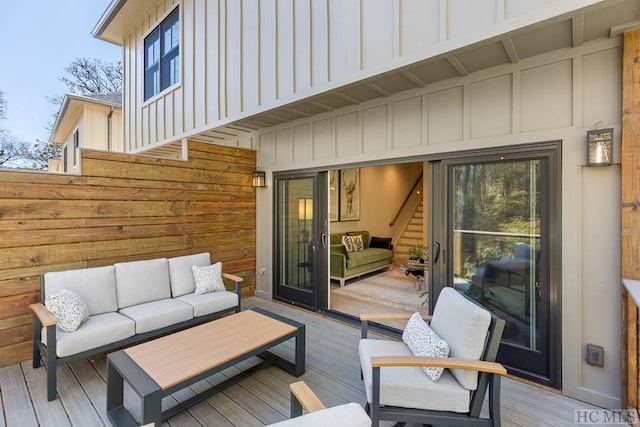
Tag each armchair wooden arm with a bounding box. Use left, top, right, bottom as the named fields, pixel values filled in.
left=360, top=312, right=432, bottom=338
left=30, top=303, right=57, bottom=327
left=222, top=272, right=243, bottom=283
left=289, top=381, right=326, bottom=414
left=371, top=355, right=507, bottom=375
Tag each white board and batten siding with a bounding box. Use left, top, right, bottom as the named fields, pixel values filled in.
left=254, top=37, right=623, bottom=410
left=119, top=0, right=604, bottom=152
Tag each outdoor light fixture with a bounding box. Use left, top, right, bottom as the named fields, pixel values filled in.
left=252, top=169, right=266, bottom=187
left=586, top=128, right=614, bottom=167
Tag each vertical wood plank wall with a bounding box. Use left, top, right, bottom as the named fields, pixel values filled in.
left=0, top=141, right=256, bottom=368
left=621, top=29, right=640, bottom=409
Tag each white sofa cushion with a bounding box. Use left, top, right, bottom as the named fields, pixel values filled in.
left=115, top=258, right=171, bottom=308
left=267, top=403, right=371, bottom=427
left=359, top=338, right=470, bottom=413
left=119, top=298, right=193, bottom=334
left=45, top=289, right=90, bottom=332
left=44, top=265, right=117, bottom=316
left=177, top=290, right=238, bottom=317
left=402, top=313, right=450, bottom=381
left=43, top=312, right=135, bottom=358
left=168, top=252, right=211, bottom=297
left=429, top=287, right=491, bottom=390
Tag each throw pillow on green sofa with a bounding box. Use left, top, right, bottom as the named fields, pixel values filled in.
left=370, top=236, right=392, bottom=250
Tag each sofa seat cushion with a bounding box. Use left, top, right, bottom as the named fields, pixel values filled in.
left=168, top=252, right=211, bottom=297
left=267, top=403, right=371, bottom=427
left=177, top=291, right=239, bottom=317
left=359, top=338, right=470, bottom=413
left=115, top=258, right=171, bottom=309
left=43, top=312, right=135, bottom=358
left=119, top=299, right=193, bottom=334
left=44, top=265, right=118, bottom=316
left=346, top=248, right=393, bottom=269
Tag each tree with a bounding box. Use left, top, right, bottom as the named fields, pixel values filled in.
left=0, top=89, right=6, bottom=121
left=0, top=136, right=32, bottom=168
left=0, top=90, right=30, bottom=168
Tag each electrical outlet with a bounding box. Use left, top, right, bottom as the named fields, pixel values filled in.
left=586, top=344, right=604, bottom=367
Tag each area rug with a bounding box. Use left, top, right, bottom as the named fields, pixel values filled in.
left=332, top=269, right=428, bottom=312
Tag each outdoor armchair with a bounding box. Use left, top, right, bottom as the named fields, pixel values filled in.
left=268, top=381, right=370, bottom=426
left=359, top=287, right=506, bottom=427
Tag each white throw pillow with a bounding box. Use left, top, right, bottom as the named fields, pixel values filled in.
left=402, top=312, right=450, bottom=381
left=192, top=262, right=225, bottom=294
left=45, top=289, right=90, bottom=332
left=342, top=235, right=364, bottom=252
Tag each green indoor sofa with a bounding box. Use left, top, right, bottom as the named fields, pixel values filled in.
left=329, top=231, right=394, bottom=287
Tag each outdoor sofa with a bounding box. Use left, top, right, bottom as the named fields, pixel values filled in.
left=330, top=231, right=394, bottom=287
left=30, top=252, right=242, bottom=401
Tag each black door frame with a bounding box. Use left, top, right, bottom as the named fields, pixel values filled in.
left=272, top=171, right=329, bottom=311
left=428, top=142, right=562, bottom=389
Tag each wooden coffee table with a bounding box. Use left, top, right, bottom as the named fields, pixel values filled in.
left=106, top=308, right=305, bottom=426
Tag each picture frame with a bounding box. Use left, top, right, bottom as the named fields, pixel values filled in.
left=339, top=168, right=360, bottom=221
left=329, top=170, right=339, bottom=222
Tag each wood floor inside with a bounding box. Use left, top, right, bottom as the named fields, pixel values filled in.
left=0, top=296, right=602, bottom=427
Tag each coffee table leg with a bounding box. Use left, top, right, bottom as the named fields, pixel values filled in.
left=294, top=325, right=306, bottom=376
left=141, top=389, right=163, bottom=426
left=106, top=357, right=124, bottom=414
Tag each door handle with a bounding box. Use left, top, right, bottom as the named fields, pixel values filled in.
left=321, top=233, right=328, bottom=250
left=432, top=241, right=441, bottom=264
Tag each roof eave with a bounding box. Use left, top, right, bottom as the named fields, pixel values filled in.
left=92, top=0, right=128, bottom=45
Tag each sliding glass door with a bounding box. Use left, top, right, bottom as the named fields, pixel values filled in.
left=274, top=173, right=329, bottom=310
left=430, top=144, right=561, bottom=387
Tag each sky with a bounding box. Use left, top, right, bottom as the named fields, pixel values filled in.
left=0, top=1, right=121, bottom=143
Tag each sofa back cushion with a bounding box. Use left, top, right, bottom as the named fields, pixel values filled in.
left=115, top=258, right=171, bottom=309
left=44, top=266, right=118, bottom=316
left=168, top=252, right=211, bottom=297
left=429, top=287, right=491, bottom=390
left=329, top=231, right=371, bottom=248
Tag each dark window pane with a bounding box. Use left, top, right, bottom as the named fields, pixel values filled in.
left=143, top=7, right=179, bottom=100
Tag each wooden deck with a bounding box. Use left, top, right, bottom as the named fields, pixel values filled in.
left=1, top=297, right=603, bottom=427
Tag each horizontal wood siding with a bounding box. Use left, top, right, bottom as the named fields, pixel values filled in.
left=0, top=141, right=256, bottom=368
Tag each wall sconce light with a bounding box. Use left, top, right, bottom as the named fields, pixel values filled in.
left=252, top=169, right=266, bottom=188
left=298, top=198, right=313, bottom=221
left=587, top=128, right=613, bottom=167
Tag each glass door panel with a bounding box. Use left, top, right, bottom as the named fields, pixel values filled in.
left=451, top=160, right=542, bottom=353
left=431, top=148, right=560, bottom=387
left=274, top=174, right=327, bottom=309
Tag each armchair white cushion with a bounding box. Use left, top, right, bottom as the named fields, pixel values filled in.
left=359, top=338, right=470, bottom=412
left=268, top=403, right=370, bottom=427
left=429, top=287, right=491, bottom=389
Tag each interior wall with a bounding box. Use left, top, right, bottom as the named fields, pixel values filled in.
left=253, top=37, right=623, bottom=408
left=329, top=163, right=423, bottom=239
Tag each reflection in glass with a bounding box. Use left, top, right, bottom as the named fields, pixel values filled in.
left=451, top=160, right=541, bottom=351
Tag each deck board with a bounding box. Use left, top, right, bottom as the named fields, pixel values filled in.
left=1, top=297, right=604, bottom=426
left=21, top=361, right=71, bottom=427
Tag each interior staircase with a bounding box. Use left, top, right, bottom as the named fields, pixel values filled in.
left=393, top=199, right=424, bottom=266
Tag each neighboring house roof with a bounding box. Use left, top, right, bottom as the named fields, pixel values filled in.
left=49, top=93, right=122, bottom=143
